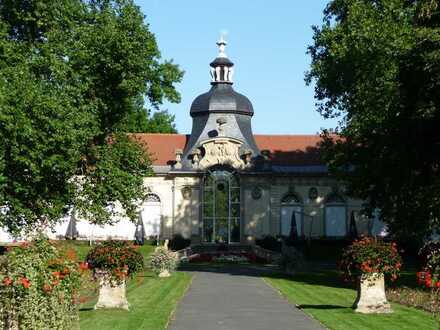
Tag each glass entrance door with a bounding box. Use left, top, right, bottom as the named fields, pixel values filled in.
left=202, top=170, right=240, bottom=244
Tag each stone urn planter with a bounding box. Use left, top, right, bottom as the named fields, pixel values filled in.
left=158, top=269, right=171, bottom=278
left=94, top=270, right=129, bottom=310
left=353, top=273, right=392, bottom=314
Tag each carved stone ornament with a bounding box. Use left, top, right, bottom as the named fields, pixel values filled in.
left=251, top=186, right=263, bottom=200
left=198, top=138, right=245, bottom=170
left=308, top=187, right=318, bottom=200
left=181, top=186, right=192, bottom=199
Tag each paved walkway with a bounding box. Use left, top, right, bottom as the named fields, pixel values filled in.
left=168, top=265, right=325, bottom=330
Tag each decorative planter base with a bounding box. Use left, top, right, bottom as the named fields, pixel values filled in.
left=94, top=271, right=129, bottom=310
left=158, top=269, right=171, bottom=278
left=353, top=273, right=392, bottom=314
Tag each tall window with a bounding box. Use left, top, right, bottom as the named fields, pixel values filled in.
left=280, top=193, right=303, bottom=237
left=140, top=193, right=161, bottom=238
left=324, top=193, right=347, bottom=237
left=202, top=170, right=240, bottom=243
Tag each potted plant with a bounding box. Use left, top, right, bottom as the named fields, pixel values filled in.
left=86, top=241, right=143, bottom=310
left=340, top=237, right=402, bottom=314
left=148, top=246, right=177, bottom=278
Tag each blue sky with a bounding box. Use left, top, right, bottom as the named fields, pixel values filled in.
left=136, top=1, right=339, bottom=134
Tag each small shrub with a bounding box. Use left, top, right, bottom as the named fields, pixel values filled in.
left=279, top=245, right=303, bottom=274
left=417, top=241, right=440, bottom=288
left=0, top=235, right=84, bottom=330
left=339, top=237, right=402, bottom=281
left=86, top=240, right=143, bottom=285
left=148, top=247, right=177, bottom=275
left=256, top=235, right=281, bottom=252
left=169, top=234, right=191, bottom=251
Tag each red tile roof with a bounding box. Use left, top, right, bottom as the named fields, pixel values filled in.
left=130, top=133, right=323, bottom=166
left=130, top=134, right=189, bottom=166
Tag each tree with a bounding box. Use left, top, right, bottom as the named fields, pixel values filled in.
left=0, top=0, right=183, bottom=235
left=118, top=96, right=178, bottom=133
left=307, top=0, right=440, bottom=241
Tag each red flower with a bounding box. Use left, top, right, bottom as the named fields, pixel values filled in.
left=79, top=262, right=89, bottom=270
left=42, top=283, right=52, bottom=293
left=2, top=277, right=12, bottom=286
left=19, top=277, right=30, bottom=289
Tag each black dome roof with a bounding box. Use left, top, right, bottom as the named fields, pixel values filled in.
left=190, top=84, right=254, bottom=117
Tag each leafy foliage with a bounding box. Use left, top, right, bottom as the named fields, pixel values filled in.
left=417, top=241, right=440, bottom=288
left=420, top=241, right=440, bottom=276
left=0, top=236, right=84, bottom=329
left=307, top=0, right=440, bottom=241
left=148, top=247, right=177, bottom=275
left=86, top=240, right=144, bottom=284
left=0, top=0, right=183, bottom=235
left=339, top=237, right=402, bottom=281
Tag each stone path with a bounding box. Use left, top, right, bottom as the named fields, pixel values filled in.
left=168, top=265, right=325, bottom=330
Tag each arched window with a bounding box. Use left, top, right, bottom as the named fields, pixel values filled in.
left=140, top=193, right=161, bottom=238
left=324, top=193, right=347, bottom=237
left=202, top=169, right=240, bottom=244
left=280, top=193, right=303, bottom=237
left=145, top=193, right=161, bottom=203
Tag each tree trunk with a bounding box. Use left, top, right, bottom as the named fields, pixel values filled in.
left=353, top=273, right=392, bottom=314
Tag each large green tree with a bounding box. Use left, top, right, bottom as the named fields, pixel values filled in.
left=0, top=0, right=183, bottom=235
left=307, top=0, right=439, bottom=241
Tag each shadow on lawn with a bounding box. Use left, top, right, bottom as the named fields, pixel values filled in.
left=179, top=263, right=416, bottom=292
left=298, top=304, right=348, bottom=310
left=178, top=263, right=352, bottom=289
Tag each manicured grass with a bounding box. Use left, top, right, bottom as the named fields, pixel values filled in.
left=79, top=271, right=192, bottom=330
left=55, top=240, right=157, bottom=262
left=265, top=271, right=439, bottom=330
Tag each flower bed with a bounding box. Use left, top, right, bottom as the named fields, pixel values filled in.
left=387, top=286, right=440, bottom=313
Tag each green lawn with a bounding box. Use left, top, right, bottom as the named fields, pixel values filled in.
left=76, top=241, right=191, bottom=330
left=79, top=271, right=192, bottom=330
left=265, top=271, right=439, bottom=330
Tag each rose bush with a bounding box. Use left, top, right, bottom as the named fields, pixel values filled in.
left=0, top=236, right=84, bottom=330
left=339, top=237, right=402, bottom=281
left=86, top=240, right=144, bottom=285
left=417, top=241, right=440, bottom=289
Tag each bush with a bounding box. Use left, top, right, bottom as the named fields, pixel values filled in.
left=86, top=240, right=143, bottom=284
left=169, top=234, right=191, bottom=251
left=148, top=247, right=177, bottom=275
left=0, top=236, right=84, bottom=330
left=417, top=241, right=440, bottom=288
left=256, top=235, right=281, bottom=252
left=339, top=237, right=402, bottom=281
left=279, top=245, right=303, bottom=274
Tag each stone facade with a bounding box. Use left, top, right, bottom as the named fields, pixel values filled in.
left=0, top=39, right=388, bottom=244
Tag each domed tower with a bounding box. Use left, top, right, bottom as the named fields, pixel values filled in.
left=181, top=37, right=260, bottom=170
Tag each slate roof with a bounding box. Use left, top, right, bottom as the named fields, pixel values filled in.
left=130, top=133, right=324, bottom=168
left=190, top=84, right=254, bottom=116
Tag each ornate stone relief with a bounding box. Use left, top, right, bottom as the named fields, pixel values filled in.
left=198, top=138, right=246, bottom=170
left=251, top=186, right=263, bottom=200
left=181, top=186, right=192, bottom=199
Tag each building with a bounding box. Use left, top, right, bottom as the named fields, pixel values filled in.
left=0, top=38, right=387, bottom=244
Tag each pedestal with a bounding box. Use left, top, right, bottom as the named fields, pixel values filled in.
left=94, top=271, right=129, bottom=310
left=353, top=273, right=392, bottom=314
